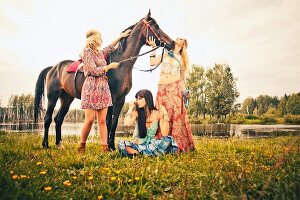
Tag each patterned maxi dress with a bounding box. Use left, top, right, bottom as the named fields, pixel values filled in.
left=81, top=45, right=114, bottom=110
left=118, top=121, right=178, bottom=157
left=155, top=53, right=195, bottom=152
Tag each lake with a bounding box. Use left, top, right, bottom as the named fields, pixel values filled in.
left=1, top=122, right=300, bottom=138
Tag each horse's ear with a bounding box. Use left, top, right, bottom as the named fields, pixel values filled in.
left=146, top=9, right=151, bottom=19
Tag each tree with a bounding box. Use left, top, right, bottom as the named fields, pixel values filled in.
left=286, top=93, right=300, bottom=115
left=241, top=97, right=256, bottom=114
left=205, top=64, right=239, bottom=118
left=276, top=94, right=288, bottom=117
left=186, top=64, right=207, bottom=118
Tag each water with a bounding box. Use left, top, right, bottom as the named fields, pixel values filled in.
left=1, top=122, right=300, bottom=138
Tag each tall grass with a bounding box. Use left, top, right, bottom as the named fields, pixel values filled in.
left=0, top=131, right=299, bottom=199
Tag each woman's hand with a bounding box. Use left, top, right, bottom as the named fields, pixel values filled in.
left=158, top=105, right=169, bottom=121
left=147, top=36, right=156, bottom=48
left=120, top=29, right=131, bottom=38
left=105, top=62, right=119, bottom=72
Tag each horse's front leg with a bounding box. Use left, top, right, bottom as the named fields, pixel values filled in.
left=108, top=98, right=125, bottom=151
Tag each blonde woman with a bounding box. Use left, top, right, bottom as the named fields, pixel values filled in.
left=147, top=36, right=195, bottom=152
left=78, top=29, right=131, bottom=154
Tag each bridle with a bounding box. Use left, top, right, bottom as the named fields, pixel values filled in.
left=117, top=19, right=167, bottom=72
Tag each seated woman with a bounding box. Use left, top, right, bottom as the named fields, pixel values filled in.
left=118, top=89, right=178, bottom=157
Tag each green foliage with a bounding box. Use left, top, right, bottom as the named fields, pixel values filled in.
left=286, top=94, right=300, bottom=115
left=284, top=114, right=300, bottom=124
left=0, top=133, right=299, bottom=199
left=260, top=114, right=277, bottom=124
left=241, top=97, right=256, bottom=114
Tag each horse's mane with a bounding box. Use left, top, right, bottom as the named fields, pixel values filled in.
left=114, top=17, right=158, bottom=54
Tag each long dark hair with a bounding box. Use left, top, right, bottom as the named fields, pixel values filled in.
left=135, top=89, right=156, bottom=138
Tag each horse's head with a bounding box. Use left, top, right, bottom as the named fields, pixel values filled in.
left=120, top=10, right=174, bottom=51
left=140, top=10, right=175, bottom=50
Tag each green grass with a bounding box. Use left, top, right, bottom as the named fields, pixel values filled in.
left=0, top=131, right=299, bottom=199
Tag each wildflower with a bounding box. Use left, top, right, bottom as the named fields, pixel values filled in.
left=103, top=167, right=110, bottom=171
left=63, top=180, right=71, bottom=186
left=44, top=186, right=52, bottom=191
left=40, top=171, right=47, bottom=175
left=88, top=176, right=93, bottom=180
left=20, top=175, right=27, bottom=179
left=127, top=179, right=132, bottom=183
left=36, top=162, right=42, bottom=165
left=110, top=176, right=116, bottom=181
left=72, top=176, right=77, bottom=180
left=98, top=196, right=103, bottom=200
left=135, top=177, right=140, bottom=181
left=115, top=170, right=121, bottom=174
left=12, top=175, right=18, bottom=180
left=10, top=171, right=14, bottom=174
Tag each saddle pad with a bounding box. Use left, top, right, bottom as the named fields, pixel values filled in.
left=66, top=60, right=82, bottom=73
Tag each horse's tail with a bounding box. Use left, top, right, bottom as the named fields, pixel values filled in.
left=34, top=66, right=52, bottom=123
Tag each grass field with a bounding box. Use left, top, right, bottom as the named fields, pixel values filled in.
left=0, top=131, right=299, bottom=199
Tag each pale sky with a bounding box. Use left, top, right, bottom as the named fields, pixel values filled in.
left=0, top=0, right=299, bottom=108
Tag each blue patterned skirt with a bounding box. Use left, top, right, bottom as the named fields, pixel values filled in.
left=118, top=136, right=178, bottom=157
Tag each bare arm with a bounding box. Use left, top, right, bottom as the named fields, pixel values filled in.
left=124, top=102, right=137, bottom=126
left=147, top=36, right=163, bottom=66
left=158, top=105, right=170, bottom=136
left=110, top=29, right=131, bottom=47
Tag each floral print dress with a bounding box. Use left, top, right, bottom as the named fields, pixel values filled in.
left=81, top=45, right=114, bottom=110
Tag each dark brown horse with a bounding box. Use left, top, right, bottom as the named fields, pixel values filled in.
left=34, top=11, right=175, bottom=150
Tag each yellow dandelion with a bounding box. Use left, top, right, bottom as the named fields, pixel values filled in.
left=117, top=178, right=121, bottom=181
left=36, top=162, right=42, bottom=165
left=97, top=195, right=103, bottom=200
left=72, top=176, right=77, bottom=180
left=40, top=171, right=47, bottom=175
left=110, top=176, right=116, bottom=181
left=20, top=175, right=27, bottom=179
left=44, top=186, right=52, bottom=191
left=135, top=177, right=140, bottom=181
left=12, top=175, right=18, bottom=180
left=225, top=160, right=229, bottom=164
left=207, top=158, right=212, bottom=161
left=115, top=170, right=121, bottom=174
left=127, top=179, right=132, bottom=183
left=103, top=167, right=110, bottom=171
left=88, top=176, right=93, bottom=180
left=10, top=171, right=14, bottom=174
left=63, top=180, right=71, bottom=186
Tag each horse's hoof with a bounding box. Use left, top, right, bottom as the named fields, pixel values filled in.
left=108, top=145, right=116, bottom=151
left=42, top=143, right=50, bottom=149
left=56, top=142, right=65, bottom=150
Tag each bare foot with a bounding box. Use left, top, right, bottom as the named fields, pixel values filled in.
left=125, top=146, right=139, bottom=154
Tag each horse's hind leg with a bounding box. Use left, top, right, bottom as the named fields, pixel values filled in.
left=43, top=91, right=60, bottom=148
left=54, top=91, right=74, bottom=148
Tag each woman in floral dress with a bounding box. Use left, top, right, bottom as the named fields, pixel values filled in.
left=147, top=36, right=195, bottom=152
left=78, top=28, right=131, bottom=154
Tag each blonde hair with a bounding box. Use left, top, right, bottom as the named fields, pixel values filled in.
left=85, top=29, right=101, bottom=53
left=179, top=39, right=190, bottom=78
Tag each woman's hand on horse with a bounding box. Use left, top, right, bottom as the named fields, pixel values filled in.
left=147, top=36, right=156, bottom=48
left=121, top=29, right=131, bottom=38
left=105, top=62, right=119, bottom=72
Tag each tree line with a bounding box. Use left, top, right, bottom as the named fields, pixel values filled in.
left=0, top=62, right=299, bottom=124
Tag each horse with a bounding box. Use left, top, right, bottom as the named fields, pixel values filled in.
left=34, top=10, right=175, bottom=150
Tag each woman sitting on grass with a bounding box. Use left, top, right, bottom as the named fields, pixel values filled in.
left=118, top=89, right=178, bottom=157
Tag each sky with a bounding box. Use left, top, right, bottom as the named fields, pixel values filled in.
left=0, top=0, right=299, bottom=108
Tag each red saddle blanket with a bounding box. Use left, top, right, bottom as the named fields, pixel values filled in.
left=66, top=60, right=82, bottom=73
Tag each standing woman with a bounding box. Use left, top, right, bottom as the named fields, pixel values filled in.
left=78, top=29, right=131, bottom=154
left=147, top=36, right=195, bottom=152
